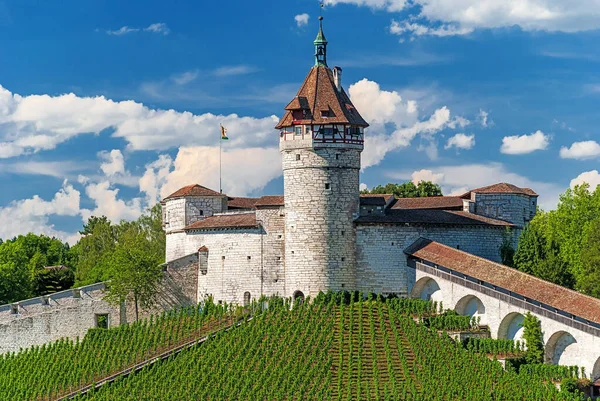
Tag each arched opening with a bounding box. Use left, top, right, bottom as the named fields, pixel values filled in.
left=498, top=312, right=525, bottom=341
left=454, top=295, right=486, bottom=325
left=545, top=331, right=578, bottom=365
left=293, top=290, right=305, bottom=304
left=410, top=277, right=442, bottom=302
left=243, top=291, right=251, bottom=307
left=592, top=356, right=600, bottom=381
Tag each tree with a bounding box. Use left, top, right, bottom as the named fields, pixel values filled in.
left=521, top=312, right=544, bottom=364
left=72, top=217, right=117, bottom=286
left=361, top=181, right=443, bottom=198
left=514, top=213, right=575, bottom=288
left=104, top=222, right=164, bottom=320
left=580, top=219, right=600, bottom=298
left=79, top=216, right=110, bottom=236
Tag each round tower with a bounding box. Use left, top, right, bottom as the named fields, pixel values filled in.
left=275, top=17, right=369, bottom=298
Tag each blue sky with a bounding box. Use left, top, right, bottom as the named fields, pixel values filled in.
left=1, top=0, right=600, bottom=243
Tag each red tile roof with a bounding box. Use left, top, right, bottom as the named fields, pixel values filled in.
left=391, top=196, right=463, bottom=210
left=356, top=209, right=513, bottom=227
left=461, top=183, right=538, bottom=198
left=275, top=66, right=369, bottom=129
left=227, top=197, right=259, bottom=210
left=405, top=238, right=600, bottom=325
left=254, top=195, right=285, bottom=207
left=184, top=213, right=259, bottom=230
left=164, top=184, right=224, bottom=200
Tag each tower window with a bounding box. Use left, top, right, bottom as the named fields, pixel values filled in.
left=336, top=153, right=340, bottom=160
left=325, top=183, right=330, bottom=190
left=247, top=256, right=251, bottom=261
left=277, top=256, right=282, bottom=261
left=199, top=210, right=204, bottom=216
left=294, top=126, right=302, bottom=136
left=296, top=154, right=300, bottom=161
left=341, top=257, right=345, bottom=262
left=321, top=110, right=329, bottom=118
left=222, top=256, right=226, bottom=260
left=341, top=231, right=345, bottom=236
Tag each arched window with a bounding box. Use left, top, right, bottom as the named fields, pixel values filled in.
left=243, top=291, right=251, bottom=307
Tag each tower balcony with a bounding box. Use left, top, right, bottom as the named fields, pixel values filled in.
left=279, top=123, right=364, bottom=151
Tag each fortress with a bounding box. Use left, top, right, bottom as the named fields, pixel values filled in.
left=1, top=18, right=600, bottom=381
left=162, top=18, right=537, bottom=306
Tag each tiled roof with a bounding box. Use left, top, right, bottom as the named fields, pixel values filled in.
left=164, top=184, right=224, bottom=200
left=254, top=195, right=285, bottom=207
left=360, top=194, right=394, bottom=206
left=228, top=197, right=259, bottom=210
left=184, top=213, right=259, bottom=230
left=461, top=183, right=538, bottom=198
left=355, top=209, right=513, bottom=227
left=275, top=66, right=369, bottom=129
left=391, top=196, right=463, bottom=210
left=405, top=238, right=600, bottom=325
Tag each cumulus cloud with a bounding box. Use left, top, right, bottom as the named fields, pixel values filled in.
left=139, top=154, right=173, bottom=205
left=500, top=130, right=550, bottom=155
left=478, top=110, right=490, bottom=127
left=570, top=170, right=600, bottom=190
left=81, top=181, right=143, bottom=223
left=559, top=140, right=600, bottom=160
left=327, top=0, right=600, bottom=38
left=348, top=79, right=467, bottom=168
left=0, top=180, right=81, bottom=243
left=387, top=162, right=563, bottom=210
left=445, top=133, right=475, bottom=150
left=0, top=85, right=279, bottom=158
left=152, top=146, right=282, bottom=199
left=295, top=13, right=310, bottom=27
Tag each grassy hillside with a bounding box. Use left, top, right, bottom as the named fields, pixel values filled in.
left=0, top=294, right=584, bottom=400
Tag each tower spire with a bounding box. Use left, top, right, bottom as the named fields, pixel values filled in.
left=314, top=15, right=328, bottom=66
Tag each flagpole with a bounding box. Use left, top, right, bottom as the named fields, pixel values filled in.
left=219, top=125, right=222, bottom=194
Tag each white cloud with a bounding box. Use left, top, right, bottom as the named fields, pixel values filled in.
left=99, top=149, right=125, bottom=177
left=570, top=170, right=600, bottom=190
left=500, top=130, right=550, bottom=155
left=144, top=23, right=170, bottom=35
left=155, top=146, right=282, bottom=199
left=81, top=181, right=143, bottom=223
left=139, top=154, right=173, bottom=205
left=0, top=85, right=279, bottom=157
left=478, top=109, right=489, bottom=127
left=213, top=65, right=258, bottom=77
left=171, top=70, right=199, bottom=86
left=559, top=140, right=600, bottom=160
left=359, top=183, right=368, bottom=191
left=348, top=79, right=467, bottom=168
left=0, top=180, right=81, bottom=243
left=445, top=133, right=475, bottom=150
left=295, top=13, right=310, bottom=27
left=386, top=162, right=563, bottom=210
left=328, top=0, right=600, bottom=38
left=106, top=26, right=139, bottom=36
left=0, top=160, right=85, bottom=178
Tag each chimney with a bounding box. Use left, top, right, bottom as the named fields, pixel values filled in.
left=333, top=66, right=342, bottom=92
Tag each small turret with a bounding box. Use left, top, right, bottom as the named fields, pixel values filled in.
left=314, top=16, right=328, bottom=67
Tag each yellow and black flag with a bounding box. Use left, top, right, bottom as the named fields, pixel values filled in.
left=220, top=124, right=229, bottom=140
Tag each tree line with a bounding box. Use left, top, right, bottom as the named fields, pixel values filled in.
left=0, top=204, right=165, bottom=318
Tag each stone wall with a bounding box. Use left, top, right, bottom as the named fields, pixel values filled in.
left=0, top=284, right=121, bottom=354
left=472, top=193, right=536, bottom=228
left=356, top=224, right=506, bottom=295
left=282, top=144, right=362, bottom=298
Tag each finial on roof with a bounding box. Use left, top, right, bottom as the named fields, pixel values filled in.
left=314, top=12, right=328, bottom=66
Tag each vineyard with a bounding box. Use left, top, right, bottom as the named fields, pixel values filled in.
left=0, top=294, right=586, bottom=400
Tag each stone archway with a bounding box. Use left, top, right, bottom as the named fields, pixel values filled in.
left=545, top=331, right=578, bottom=365
left=410, top=277, right=442, bottom=302
left=243, top=291, right=251, bottom=307
left=592, top=356, right=600, bottom=381
left=454, top=295, right=486, bottom=325
left=293, top=290, right=305, bottom=304
left=498, top=312, right=525, bottom=341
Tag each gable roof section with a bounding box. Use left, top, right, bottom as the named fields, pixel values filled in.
left=275, top=66, right=369, bottom=129
left=254, top=195, right=285, bottom=208
left=356, top=209, right=513, bottom=227
left=184, top=213, right=259, bottom=231
left=461, top=183, right=538, bottom=198
left=164, top=184, right=224, bottom=200
left=227, top=197, right=259, bottom=210
left=360, top=194, right=394, bottom=206
left=405, top=238, right=600, bottom=326
left=391, top=196, right=463, bottom=210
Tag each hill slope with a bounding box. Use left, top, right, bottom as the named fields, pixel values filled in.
left=75, top=297, right=577, bottom=401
